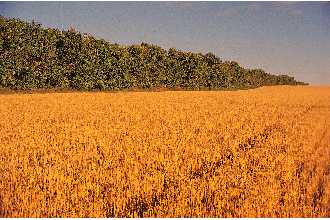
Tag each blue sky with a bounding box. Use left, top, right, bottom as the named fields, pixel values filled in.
left=1, top=2, right=329, bottom=85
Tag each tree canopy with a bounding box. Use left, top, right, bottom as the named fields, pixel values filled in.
left=0, top=16, right=307, bottom=90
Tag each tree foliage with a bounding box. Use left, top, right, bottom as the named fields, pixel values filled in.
left=0, top=16, right=307, bottom=90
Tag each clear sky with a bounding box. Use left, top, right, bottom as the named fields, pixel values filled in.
left=1, top=2, right=329, bottom=85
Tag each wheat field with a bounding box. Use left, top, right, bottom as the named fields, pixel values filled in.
left=0, top=86, right=329, bottom=217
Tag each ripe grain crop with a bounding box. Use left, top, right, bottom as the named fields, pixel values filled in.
left=0, top=86, right=329, bottom=217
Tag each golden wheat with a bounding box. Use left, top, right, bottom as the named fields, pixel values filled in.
left=0, top=86, right=329, bottom=217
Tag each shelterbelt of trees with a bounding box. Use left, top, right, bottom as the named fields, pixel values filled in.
left=0, top=16, right=307, bottom=90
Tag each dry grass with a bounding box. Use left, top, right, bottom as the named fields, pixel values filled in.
left=0, top=86, right=329, bottom=217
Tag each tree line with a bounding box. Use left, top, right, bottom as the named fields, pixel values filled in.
left=0, top=16, right=307, bottom=91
